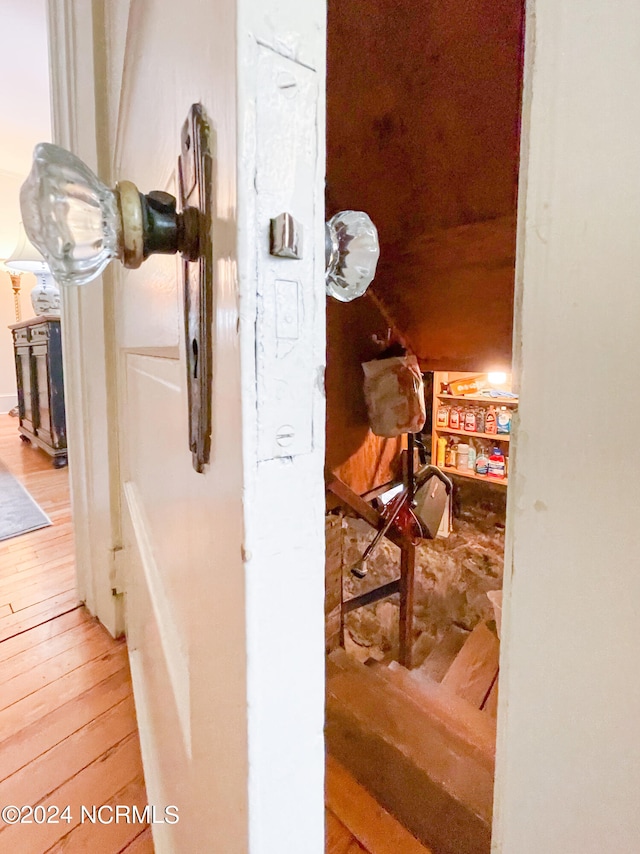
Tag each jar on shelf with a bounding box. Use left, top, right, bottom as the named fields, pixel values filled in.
left=457, top=443, right=470, bottom=471
left=485, top=406, right=497, bottom=434
left=446, top=439, right=457, bottom=468
left=436, top=404, right=450, bottom=427
left=464, top=408, right=477, bottom=432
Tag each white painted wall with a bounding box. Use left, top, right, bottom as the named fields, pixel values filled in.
left=494, top=1, right=640, bottom=851
left=0, top=0, right=51, bottom=178
left=1, top=0, right=51, bottom=415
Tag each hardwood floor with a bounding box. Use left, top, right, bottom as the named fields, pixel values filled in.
left=0, top=415, right=152, bottom=853
left=325, top=755, right=433, bottom=854
left=326, top=809, right=367, bottom=854
left=1, top=415, right=422, bottom=853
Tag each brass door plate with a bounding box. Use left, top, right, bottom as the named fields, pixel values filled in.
left=178, top=104, right=213, bottom=473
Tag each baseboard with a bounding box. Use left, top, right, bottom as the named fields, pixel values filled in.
left=0, top=394, right=17, bottom=415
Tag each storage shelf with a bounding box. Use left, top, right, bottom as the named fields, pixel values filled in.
left=442, top=466, right=508, bottom=487
left=436, top=427, right=511, bottom=442
left=437, top=393, right=519, bottom=406
left=433, top=374, right=517, bottom=491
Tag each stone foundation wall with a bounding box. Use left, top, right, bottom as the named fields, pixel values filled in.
left=328, top=480, right=506, bottom=663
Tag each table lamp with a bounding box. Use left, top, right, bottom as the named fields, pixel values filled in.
left=0, top=262, right=22, bottom=322
left=5, top=223, right=60, bottom=316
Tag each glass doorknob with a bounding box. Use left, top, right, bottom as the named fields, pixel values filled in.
left=20, top=143, right=199, bottom=287
left=21, top=143, right=380, bottom=298
left=325, top=210, right=380, bottom=302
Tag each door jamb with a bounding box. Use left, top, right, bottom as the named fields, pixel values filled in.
left=46, top=0, right=124, bottom=637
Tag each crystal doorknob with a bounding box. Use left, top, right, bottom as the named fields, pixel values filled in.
left=21, top=143, right=381, bottom=298
left=325, top=210, right=380, bottom=302
left=20, top=143, right=200, bottom=287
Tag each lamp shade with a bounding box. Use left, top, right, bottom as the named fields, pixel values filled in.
left=5, top=222, right=49, bottom=274
left=5, top=221, right=61, bottom=316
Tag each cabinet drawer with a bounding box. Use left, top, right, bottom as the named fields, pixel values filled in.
left=30, top=325, right=50, bottom=343
left=13, top=328, right=29, bottom=345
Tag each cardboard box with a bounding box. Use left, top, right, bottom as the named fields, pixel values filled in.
left=448, top=374, right=486, bottom=396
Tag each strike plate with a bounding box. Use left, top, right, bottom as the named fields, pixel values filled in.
left=178, top=104, right=213, bottom=473
left=270, top=212, right=303, bottom=259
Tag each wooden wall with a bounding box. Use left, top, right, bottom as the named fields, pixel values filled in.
left=326, top=294, right=403, bottom=495
left=326, top=0, right=524, bottom=491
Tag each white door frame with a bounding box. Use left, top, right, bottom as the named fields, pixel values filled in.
left=493, top=0, right=640, bottom=847
left=46, top=0, right=124, bottom=638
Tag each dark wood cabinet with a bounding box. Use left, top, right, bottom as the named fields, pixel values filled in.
left=10, top=316, right=67, bottom=468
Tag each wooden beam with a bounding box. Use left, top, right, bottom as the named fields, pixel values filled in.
left=398, top=543, right=416, bottom=669
left=325, top=472, right=408, bottom=549
left=326, top=473, right=381, bottom=528
left=420, top=625, right=470, bottom=682
left=440, top=623, right=500, bottom=708
left=327, top=471, right=415, bottom=667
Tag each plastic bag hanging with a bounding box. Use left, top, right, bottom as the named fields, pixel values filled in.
left=362, top=355, right=426, bottom=437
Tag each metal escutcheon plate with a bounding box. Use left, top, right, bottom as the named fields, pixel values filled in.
left=178, top=104, right=213, bottom=473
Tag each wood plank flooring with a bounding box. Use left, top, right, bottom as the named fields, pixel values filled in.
left=0, top=415, right=152, bottom=853
left=1, top=415, right=412, bottom=853
left=326, top=756, right=433, bottom=854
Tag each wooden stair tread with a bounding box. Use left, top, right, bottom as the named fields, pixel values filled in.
left=327, top=649, right=493, bottom=854
left=419, top=625, right=470, bottom=682
left=440, top=622, right=500, bottom=708
left=329, top=650, right=494, bottom=784
left=384, top=662, right=495, bottom=769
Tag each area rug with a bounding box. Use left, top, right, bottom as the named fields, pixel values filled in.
left=0, top=460, right=51, bottom=541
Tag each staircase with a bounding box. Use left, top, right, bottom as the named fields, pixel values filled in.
left=325, top=622, right=500, bottom=854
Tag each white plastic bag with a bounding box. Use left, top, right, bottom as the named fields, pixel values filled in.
left=362, top=355, right=426, bottom=437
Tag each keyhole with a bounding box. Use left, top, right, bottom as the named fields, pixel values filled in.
left=192, top=338, right=198, bottom=379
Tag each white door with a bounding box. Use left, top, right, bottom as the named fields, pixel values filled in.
left=63, top=1, right=327, bottom=851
